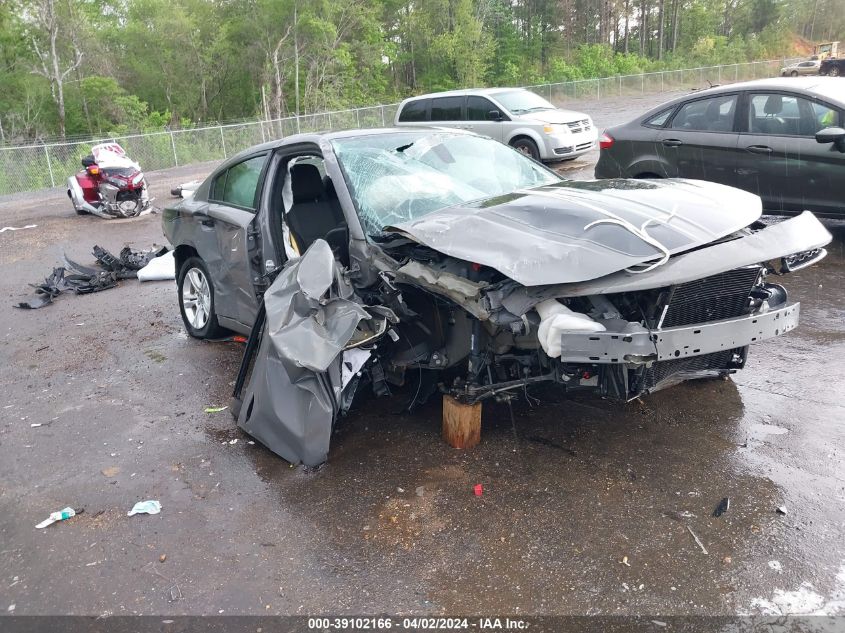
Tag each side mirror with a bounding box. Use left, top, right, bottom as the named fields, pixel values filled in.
left=486, top=109, right=502, bottom=121
left=815, top=127, right=845, bottom=152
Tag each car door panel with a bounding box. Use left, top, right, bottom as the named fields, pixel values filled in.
left=736, top=92, right=844, bottom=214
left=464, top=95, right=504, bottom=142
left=203, top=203, right=260, bottom=326
left=657, top=94, right=741, bottom=187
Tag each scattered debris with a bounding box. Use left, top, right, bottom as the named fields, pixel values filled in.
left=127, top=500, right=161, bottom=517
left=723, top=556, right=733, bottom=564
left=665, top=510, right=696, bottom=521
left=620, top=556, right=631, bottom=567
left=15, top=245, right=169, bottom=309
left=205, top=406, right=228, bottom=414
left=687, top=526, right=708, bottom=554
left=651, top=621, right=667, bottom=628
left=228, top=439, right=238, bottom=445
left=35, top=507, right=80, bottom=529
left=101, top=466, right=120, bottom=477
left=0, top=224, right=37, bottom=233
left=474, top=484, right=483, bottom=496
left=159, top=554, right=167, bottom=563
left=776, top=506, right=788, bottom=515
left=714, top=497, right=730, bottom=517
left=396, top=487, right=405, bottom=493
left=415, top=486, right=425, bottom=497
left=7, top=604, right=15, bottom=612
left=769, top=560, right=782, bottom=572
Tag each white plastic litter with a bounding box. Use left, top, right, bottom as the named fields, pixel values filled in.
left=180, top=180, right=202, bottom=198
left=127, top=500, right=162, bottom=516
left=535, top=299, right=606, bottom=358
left=36, top=507, right=76, bottom=529
left=137, top=251, right=176, bottom=282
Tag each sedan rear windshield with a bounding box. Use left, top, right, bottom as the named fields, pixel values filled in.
left=332, top=132, right=560, bottom=237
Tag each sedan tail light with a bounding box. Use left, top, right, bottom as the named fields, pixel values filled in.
left=599, top=132, right=614, bottom=150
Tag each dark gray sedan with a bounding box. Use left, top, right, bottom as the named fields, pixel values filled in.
left=595, top=77, right=845, bottom=217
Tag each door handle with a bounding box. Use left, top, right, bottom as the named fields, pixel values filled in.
left=662, top=139, right=683, bottom=147
left=746, top=145, right=773, bottom=155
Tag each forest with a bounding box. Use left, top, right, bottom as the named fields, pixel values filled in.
left=2, top=0, right=843, bottom=143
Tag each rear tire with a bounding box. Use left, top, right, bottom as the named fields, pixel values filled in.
left=510, top=137, right=541, bottom=161
left=177, top=256, right=224, bottom=339
left=831, top=66, right=841, bottom=77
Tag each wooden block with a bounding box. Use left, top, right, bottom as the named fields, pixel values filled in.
left=442, top=395, right=482, bottom=449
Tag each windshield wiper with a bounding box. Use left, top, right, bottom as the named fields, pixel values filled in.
left=395, top=142, right=415, bottom=153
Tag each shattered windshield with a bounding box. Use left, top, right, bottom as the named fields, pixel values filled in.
left=331, top=132, right=560, bottom=238
left=494, top=89, right=556, bottom=114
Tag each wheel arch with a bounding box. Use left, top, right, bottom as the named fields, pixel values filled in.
left=174, top=244, right=200, bottom=278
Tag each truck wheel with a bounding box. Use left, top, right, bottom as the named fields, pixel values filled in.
left=177, top=256, right=224, bottom=339
left=510, top=138, right=540, bottom=161
left=831, top=66, right=841, bottom=77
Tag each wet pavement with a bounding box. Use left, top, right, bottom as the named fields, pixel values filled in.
left=1, top=91, right=844, bottom=618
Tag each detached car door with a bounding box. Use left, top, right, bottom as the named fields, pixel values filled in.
left=737, top=91, right=844, bottom=214
left=657, top=93, right=741, bottom=186
left=202, top=153, right=268, bottom=328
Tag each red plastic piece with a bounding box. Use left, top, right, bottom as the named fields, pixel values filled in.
left=474, top=484, right=483, bottom=496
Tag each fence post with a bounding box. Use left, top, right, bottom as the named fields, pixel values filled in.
left=661, top=72, right=664, bottom=92
left=170, top=131, right=179, bottom=167
left=260, top=121, right=266, bottom=143
left=355, top=109, right=360, bottom=128
left=43, top=145, right=55, bottom=188
left=619, top=75, right=622, bottom=96
left=718, top=65, right=722, bottom=84
left=641, top=74, right=644, bottom=93
left=220, top=126, right=227, bottom=158
left=381, top=106, right=386, bottom=127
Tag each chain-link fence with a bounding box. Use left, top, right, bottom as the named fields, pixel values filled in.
left=0, top=58, right=795, bottom=196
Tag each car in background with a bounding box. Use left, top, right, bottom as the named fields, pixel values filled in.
left=820, top=57, right=845, bottom=77
left=780, top=59, right=821, bottom=76
left=595, top=77, right=845, bottom=217
left=394, top=88, right=598, bottom=161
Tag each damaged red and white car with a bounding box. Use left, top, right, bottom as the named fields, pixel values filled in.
left=162, top=129, right=831, bottom=466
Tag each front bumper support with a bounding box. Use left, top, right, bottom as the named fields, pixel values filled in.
left=558, top=302, right=800, bottom=364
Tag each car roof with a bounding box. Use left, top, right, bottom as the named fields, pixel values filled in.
left=219, top=127, right=476, bottom=166
left=400, top=87, right=523, bottom=102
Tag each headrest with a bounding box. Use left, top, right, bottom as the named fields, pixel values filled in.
left=764, top=95, right=783, bottom=116
left=290, top=163, right=324, bottom=202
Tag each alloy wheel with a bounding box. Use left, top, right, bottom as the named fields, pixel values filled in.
left=181, top=267, right=211, bottom=330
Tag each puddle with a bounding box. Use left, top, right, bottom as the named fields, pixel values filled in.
left=747, top=423, right=790, bottom=436
left=745, top=564, right=845, bottom=616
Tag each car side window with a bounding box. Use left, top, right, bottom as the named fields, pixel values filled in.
left=466, top=96, right=496, bottom=121
left=643, top=107, right=675, bottom=128
left=398, top=99, right=429, bottom=122
left=670, top=95, right=737, bottom=132
left=430, top=96, right=464, bottom=121
left=211, top=155, right=266, bottom=210
left=748, top=93, right=837, bottom=136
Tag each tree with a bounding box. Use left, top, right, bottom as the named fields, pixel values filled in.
left=26, top=0, right=83, bottom=137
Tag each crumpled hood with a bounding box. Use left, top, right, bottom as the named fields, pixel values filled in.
left=513, top=109, right=589, bottom=125
left=385, top=179, right=762, bottom=287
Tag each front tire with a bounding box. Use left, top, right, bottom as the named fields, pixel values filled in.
left=790, top=70, right=799, bottom=77
left=177, top=256, right=223, bottom=339
left=511, top=137, right=541, bottom=161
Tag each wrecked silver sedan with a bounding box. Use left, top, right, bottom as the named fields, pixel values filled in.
left=162, top=129, right=831, bottom=466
